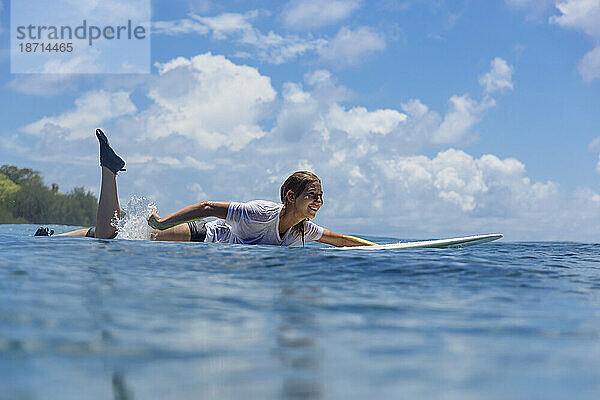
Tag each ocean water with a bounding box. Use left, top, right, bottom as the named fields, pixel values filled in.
left=2, top=223, right=600, bottom=400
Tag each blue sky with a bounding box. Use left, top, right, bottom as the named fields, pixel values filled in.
left=1, top=0, right=599, bottom=241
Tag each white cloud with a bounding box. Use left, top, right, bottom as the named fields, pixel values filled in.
left=22, top=90, right=136, bottom=140
left=154, top=11, right=259, bottom=38
left=0, top=133, right=30, bottom=154
left=406, top=58, right=510, bottom=145
left=550, top=0, right=600, bottom=38
left=153, top=11, right=255, bottom=36
left=155, top=12, right=386, bottom=67
left=282, top=0, right=362, bottom=30
left=505, top=0, right=557, bottom=17
left=6, top=75, right=77, bottom=96
left=40, top=48, right=103, bottom=74
left=589, top=136, right=600, bottom=152
left=152, top=19, right=210, bottom=35
left=188, top=183, right=209, bottom=201
left=325, top=104, right=406, bottom=139
left=578, top=45, right=600, bottom=82
left=188, top=0, right=213, bottom=14
left=154, top=12, right=326, bottom=64
left=272, top=83, right=321, bottom=142
left=239, top=29, right=327, bottom=65
left=319, top=26, right=386, bottom=66
left=549, top=0, right=600, bottom=81
left=372, top=149, right=559, bottom=227
left=135, top=53, right=276, bottom=151
left=594, top=153, right=600, bottom=174
left=575, top=186, right=600, bottom=204
left=273, top=57, right=504, bottom=149
left=479, top=58, right=515, bottom=94
left=127, top=155, right=214, bottom=170
left=431, top=95, right=495, bottom=144
left=305, top=69, right=333, bottom=86
left=193, top=11, right=257, bottom=39
left=272, top=75, right=406, bottom=143
left=397, top=93, right=495, bottom=148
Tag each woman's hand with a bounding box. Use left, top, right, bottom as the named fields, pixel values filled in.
left=317, top=229, right=378, bottom=247
left=147, top=210, right=165, bottom=230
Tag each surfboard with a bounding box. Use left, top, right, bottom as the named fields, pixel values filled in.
left=333, top=233, right=503, bottom=250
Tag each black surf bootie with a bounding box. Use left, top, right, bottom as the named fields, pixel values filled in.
left=34, top=227, right=54, bottom=236
left=96, top=128, right=126, bottom=174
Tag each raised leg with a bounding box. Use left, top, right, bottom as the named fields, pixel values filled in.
left=95, top=167, right=120, bottom=238
left=94, top=128, right=125, bottom=239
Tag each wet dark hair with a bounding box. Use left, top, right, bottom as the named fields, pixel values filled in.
left=280, top=171, right=321, bottom=246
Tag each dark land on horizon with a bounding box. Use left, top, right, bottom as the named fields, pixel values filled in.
left=0, top=165, right=97, bottom=226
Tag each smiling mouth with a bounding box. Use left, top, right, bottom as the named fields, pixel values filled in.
left=308, top=206, right=319, bottom=212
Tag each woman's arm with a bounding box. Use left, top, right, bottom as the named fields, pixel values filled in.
left=317, top=228, right=377, bottom=247
left=148, top=201, right=230, bottom=230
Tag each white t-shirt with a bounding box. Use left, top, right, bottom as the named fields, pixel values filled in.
left=204, top=200, right=324, bottom=246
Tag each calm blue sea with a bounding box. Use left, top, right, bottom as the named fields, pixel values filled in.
left=2, top=224, right=600, bottom=400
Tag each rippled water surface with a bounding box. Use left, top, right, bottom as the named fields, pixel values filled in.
left=2, top=224, right=600, bottom=399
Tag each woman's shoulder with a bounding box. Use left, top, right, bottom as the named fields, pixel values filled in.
left=245, top=199, right=279, bottom=206
left=303, top=219, right=323, bottom=229
left=240, top=200, right=282, bottom=221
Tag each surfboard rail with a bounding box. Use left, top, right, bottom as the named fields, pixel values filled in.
left=332, top=233, right=503, bottom=250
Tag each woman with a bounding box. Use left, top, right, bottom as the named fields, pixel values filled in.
left=38, top=129, right=375, bottom=247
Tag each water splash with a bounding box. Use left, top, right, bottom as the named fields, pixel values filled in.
left=112, top=195, right=156, bottom=240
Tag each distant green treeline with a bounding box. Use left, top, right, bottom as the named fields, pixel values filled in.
left=0, top=165, right=98, bottom=226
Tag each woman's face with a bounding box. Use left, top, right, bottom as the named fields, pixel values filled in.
left=292, top=181, right=323, bottom=219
